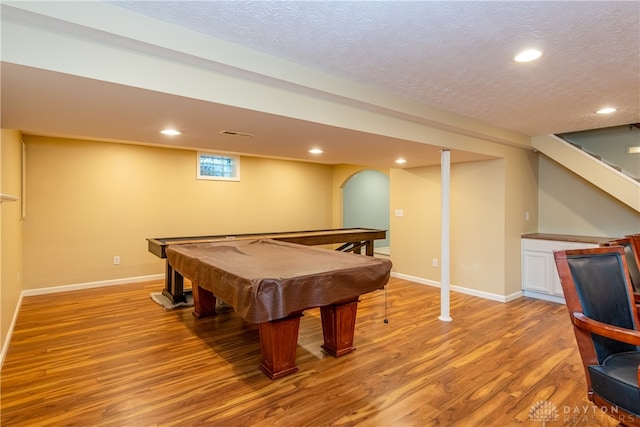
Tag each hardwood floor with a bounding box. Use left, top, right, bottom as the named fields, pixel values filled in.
left=1, top=277, right=619, bottom=426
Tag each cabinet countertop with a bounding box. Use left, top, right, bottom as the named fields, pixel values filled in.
left=521, top=233, right=615, bottom=245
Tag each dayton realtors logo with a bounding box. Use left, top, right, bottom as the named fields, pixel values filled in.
left=528, top=400, right=559, bottom=426
left=528, top=400, right=636, bottom=425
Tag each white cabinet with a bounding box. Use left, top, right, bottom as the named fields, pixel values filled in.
left=522, top=238, right=598, bottom=303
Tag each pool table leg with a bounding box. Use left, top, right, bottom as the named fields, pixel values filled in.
left=191, top=283, right=217, bottom=319
left=258, top=314, right=302, bottom=380
left=320, top=298, right=359, bottom=357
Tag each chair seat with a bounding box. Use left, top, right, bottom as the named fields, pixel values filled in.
left=589, top=351, right=640, bottom=417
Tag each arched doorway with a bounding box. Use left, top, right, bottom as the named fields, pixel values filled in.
left=342, top=170, right=390, bottom=252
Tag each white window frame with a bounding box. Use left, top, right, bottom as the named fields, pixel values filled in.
left=197, top=152, right=240, bottom=181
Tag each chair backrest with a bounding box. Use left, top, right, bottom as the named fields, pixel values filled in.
left=627, top=233, right=640, bottom=255
left=627, top=234, right=640, bottom=276
left=554, top=247, right=639, bottom=364
left=602, top=238, right=640, bottom=293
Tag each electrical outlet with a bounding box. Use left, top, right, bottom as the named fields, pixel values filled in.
left=113, top=256, right=120, bottom=265
left=432, top=258, right=438, bottom=267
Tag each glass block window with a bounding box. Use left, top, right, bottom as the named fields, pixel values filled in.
left=197, top=152, right=240, bottom=181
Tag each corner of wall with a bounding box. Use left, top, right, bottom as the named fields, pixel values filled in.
left=0, top=129, right=25, bottom=365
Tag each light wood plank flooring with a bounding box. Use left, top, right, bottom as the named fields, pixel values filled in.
left=1, top=277, right=618, bottom=426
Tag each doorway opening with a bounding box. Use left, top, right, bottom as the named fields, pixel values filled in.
left=342, top=170, right=390, bottom=255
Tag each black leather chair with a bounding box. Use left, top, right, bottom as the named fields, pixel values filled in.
left=554, top=246, right=640, bottom=426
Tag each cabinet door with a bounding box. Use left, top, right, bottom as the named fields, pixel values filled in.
left=522, top=239, right=600, bottom=301
left=522, top=251, right=551, bottom=294
left=550, top=263, right=564, bottom=296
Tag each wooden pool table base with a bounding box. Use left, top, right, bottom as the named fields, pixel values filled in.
left=192, top=283, right=359, bottom=379
left=258, top=315, right=302, bottom=379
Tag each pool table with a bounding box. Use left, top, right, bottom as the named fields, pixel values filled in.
left=166, top=238, right=392, bottom=379
left=148, top=228, right=387, bottom=304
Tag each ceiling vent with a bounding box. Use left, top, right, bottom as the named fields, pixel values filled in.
left=219, top=130, right=254, bottom=137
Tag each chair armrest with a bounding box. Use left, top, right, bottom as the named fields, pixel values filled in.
left=572, top=312, right=640, bottom=346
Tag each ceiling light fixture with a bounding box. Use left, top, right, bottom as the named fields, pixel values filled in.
left=161, top=129, right=181, bottom=136
left=514, top=49, right=542, bottom=63
left=309, top=148, right=323, bottom=154
left=395, top=158, right=407, bottom=165
left=596, top=107, right=617, bottom=115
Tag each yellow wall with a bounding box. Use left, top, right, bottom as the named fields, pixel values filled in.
left=21, top=133, right=541, bottom=300
left=22, top=136, right=333, bottom=289
left=390, top=147, right=538, bottom=299
left=12, top=128, right=635, bottom=307
left=504, top=149, right=539, bottom=295
left=389, top=165, right=441, bottom=279
left=451, top=160, right=506, bottom=296
left=390, top=161, right=506, bottom=293
left=1, top=129, right=24, bottom=354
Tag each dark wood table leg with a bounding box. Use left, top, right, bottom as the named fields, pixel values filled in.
left=162, top=261, right=187, bottom=304
left=258, top=314, right=302, bottom=379
left=191, top=283, right=217, bottom=319
left=365, top=239, right=374, bottom=256
left=320, top=298, right=359, bottom=357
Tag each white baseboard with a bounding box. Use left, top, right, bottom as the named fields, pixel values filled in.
left=523, top=290, right=565, bottom=304
left=374, top=246, right=390, bottom=256
left=390, top=271, right=523, bottom=303
left=1, top=292, right=23, bottom=369
left=22, top=274, right=164, bottom=297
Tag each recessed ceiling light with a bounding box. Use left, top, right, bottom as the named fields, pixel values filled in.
left=160, top=129, right=181, bottom=136
left=596, top=107, right=617, bottom=114
left=514, top=49, right=542, bottom=63
left=395, top=158, right=407, bottom=164
left=309, top=148, right=323, bottom=154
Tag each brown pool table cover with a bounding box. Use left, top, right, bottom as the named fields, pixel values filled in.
left=165, top=238, right=392, bottom=323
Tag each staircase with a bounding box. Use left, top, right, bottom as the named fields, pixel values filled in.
left=532, top=134, right=640, bottom=213
left=561, top=139, right=640, bottom=183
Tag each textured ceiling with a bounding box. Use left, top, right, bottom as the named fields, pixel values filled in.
left=112, top=0, right=640, bottom=136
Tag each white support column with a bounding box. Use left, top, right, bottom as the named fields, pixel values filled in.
left=439, top=149, right=452, bottom=322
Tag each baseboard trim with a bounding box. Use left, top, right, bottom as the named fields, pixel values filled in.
left=374, top=246, right=390, bottom=256
left=523, top=290, right=565, bottom=304
left=0, top=292, right=23, bottom=369
left=22, top=274, right=165, bottom=297
left=390, top=271, right=523, bottom=303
